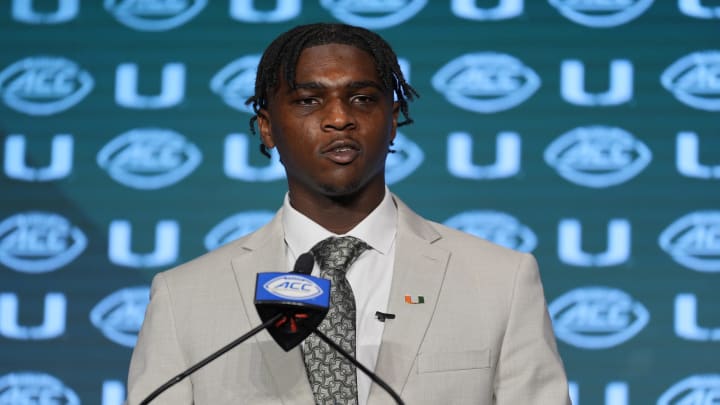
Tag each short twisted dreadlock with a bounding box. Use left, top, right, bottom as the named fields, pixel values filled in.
left=245, top=23, right=419, bottom=158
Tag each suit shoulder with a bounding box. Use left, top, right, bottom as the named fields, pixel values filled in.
left=429, top=219, right=526, bottom=254
left=152, top=220, right=270, bottom=287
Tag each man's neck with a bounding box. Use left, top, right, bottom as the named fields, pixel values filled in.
left=287, top=186, right=386, bottom=235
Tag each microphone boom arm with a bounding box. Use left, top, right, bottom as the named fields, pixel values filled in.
left=139, top=312, right=284, bottom=405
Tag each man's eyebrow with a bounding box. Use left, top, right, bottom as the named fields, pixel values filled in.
left=290, top=80, right=385, bottom=92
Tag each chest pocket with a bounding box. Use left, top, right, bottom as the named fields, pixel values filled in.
left=417, top=348, right=490, bottom=373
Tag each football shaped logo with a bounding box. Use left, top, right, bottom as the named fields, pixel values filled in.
left=0, top=372, right=80, bottom=405
left=97, top=128, right=202, bottom=189
left=320, top=0, right=427, bottom=29
left=544, top=125, right=652, bottom=188
left=210, top=55, right=261, bottom=113
left=104, top=0, right=207, bottom=31
left=90, top=286, right=150, bottom=347
left=432, top=52, right=540, bottom=113
left=443, top=210, right=537, bottom=252
left=658, top=374, right=720, bottom=405
left=659, top=211, right=720, bottom=272
left=0, top=212, right=87, bottom=273
left=204, top=211, right=275, bottom=251
left=661, top=50, right=720, bottom=111
left=0, top=56, right=93, bottom=116
left=385, top=132, right=424, bottom=185
left=264, top=275, right=324, bottom=300
left=549, top=286, right=649, bottom=349
left=548, top=0, right=654, bottom=28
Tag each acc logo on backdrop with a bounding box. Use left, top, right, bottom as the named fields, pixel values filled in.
left=432, top=52, right=540, bottom=113
left=104, top=0, right=207, bottom=31
left=11, top=0, right=79, bottom=24
left=679, top=0, right=720, bottom=19
left=0, top=56, right=93, bottom=116
left=443, top=211, right=537, bottom=253
left=657, top=374, right=720, bottom=404
left=320, top=0, right=427, bottom=29
left=451, top=0, right=524, bottom=20
left=97, top=128, right=202, bottom=189
left=548, top=0, right=654, bottom=28
left=204, top=211, right=275, bottom=251
left=90, top=286, right=150, bottom=348
left=0, top=212, right=87, bottom=273
left=549, top=286, right=649, bottom=349
left=544, top=125, right=652, bottom=188
left=386, top=132, right=423, bottom=184
left=659, top=211, right=720, bottom=273
left=0, top=372, right=80, bottom=405
left=210, top=55, right=260, bottom=113
left=661, top=50, right=720, bottom=111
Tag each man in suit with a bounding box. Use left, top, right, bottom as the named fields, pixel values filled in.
left=127, top=23, right=571, bottom=404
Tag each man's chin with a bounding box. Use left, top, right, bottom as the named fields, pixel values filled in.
left=318, top=180, right=364, bottom=198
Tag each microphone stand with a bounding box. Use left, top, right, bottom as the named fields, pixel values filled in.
left=313, top=329, right=405, bottom=405
left=139, top=312, right=284, bottom=405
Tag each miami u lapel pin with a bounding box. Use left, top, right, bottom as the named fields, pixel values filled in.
left=404, top=295, right=424, bottom=304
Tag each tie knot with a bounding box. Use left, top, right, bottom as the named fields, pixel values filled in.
left=311, top=236, right=369, bottom=277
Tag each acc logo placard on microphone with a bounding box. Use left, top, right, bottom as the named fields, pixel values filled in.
left=263, top=275, right=324, bottom=300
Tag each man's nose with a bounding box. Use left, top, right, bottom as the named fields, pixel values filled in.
left=322, top=98, right=356, bottom=131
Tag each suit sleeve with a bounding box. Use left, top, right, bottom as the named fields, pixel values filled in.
left=126, top=273, right=193, bottom=404
left=493, top=253, right=571, bottom=404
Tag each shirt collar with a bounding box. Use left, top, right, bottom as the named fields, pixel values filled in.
left=282, top=187, right=397, bottom=259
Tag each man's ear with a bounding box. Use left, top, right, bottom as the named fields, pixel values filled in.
left=390, top=101, right=400, bottom=142
left=257, top=109, right=275, bottom=149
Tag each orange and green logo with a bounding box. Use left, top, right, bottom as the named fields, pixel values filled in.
left=404, top=295, right=424, bottom=304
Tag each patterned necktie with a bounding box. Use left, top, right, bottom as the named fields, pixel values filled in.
left=302, top=236, right=370, bottom=405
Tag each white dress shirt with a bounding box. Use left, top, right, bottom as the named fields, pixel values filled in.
left=282, top=188, right=397, bottom=405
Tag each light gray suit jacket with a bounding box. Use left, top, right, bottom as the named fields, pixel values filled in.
left=127, top=196, right=570, bottom=404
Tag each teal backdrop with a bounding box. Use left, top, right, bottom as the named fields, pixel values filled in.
left=1, top=1, right=719, bottom=403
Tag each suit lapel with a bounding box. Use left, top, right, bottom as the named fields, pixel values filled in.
left=368, top=197, right=449, bottom=402
left=229, top=209, right=314, bottom=404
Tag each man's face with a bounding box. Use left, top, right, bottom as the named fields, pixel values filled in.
left=258, top=43, right=399, bottom=200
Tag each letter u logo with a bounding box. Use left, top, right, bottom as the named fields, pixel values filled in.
left=4, top=134, right=73, bottom=181
left=0, top=293, right=66, bottom=339
left=108, top=220, right=179, bottom=267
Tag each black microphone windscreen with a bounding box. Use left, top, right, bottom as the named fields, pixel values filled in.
left=293, top=252, right=315, bottom=274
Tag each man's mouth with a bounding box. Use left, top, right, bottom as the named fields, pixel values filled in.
left=322, top=140, right=360, bottom=164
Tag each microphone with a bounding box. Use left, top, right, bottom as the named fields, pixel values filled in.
left=140, top=253, right=404, bottom=404
left=138, top=254, right=325, bottom=404
left=293, top=252, right=314, bottom=274
left=256, top=252, right=403, bottom=402
left=254, top=253, right=329, bottom=351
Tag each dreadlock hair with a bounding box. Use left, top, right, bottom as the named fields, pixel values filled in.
left=245, top=22, right=420, bottom=158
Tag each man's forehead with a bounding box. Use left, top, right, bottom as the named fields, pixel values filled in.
left=282, top=44, right=384, bottom=87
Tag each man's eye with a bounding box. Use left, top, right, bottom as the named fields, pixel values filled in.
left=296, top=98, right=318, bottom=105
left=352, top=95, right=374, bottom=104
